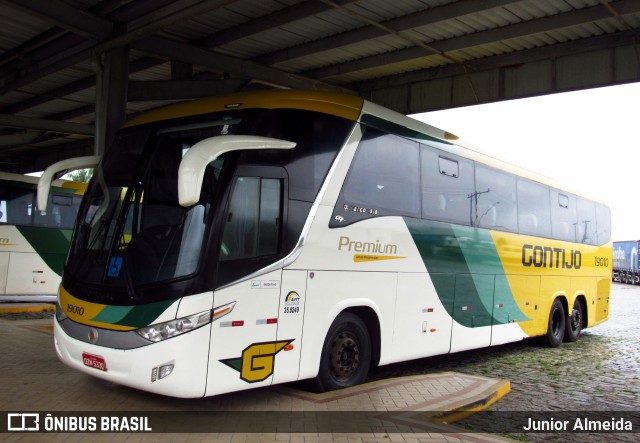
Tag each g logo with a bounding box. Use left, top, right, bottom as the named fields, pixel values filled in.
left=220, top=340, right=293, bottom=383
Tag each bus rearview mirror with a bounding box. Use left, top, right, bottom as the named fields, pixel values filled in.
left=37, top=156, right=101, bottom=211
left=178, top=135, right=296, bottom=207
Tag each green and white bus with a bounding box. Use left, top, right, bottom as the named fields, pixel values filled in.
left=0, top=172, right=85, bottom=301
left=39, top=90, right=612, bottom=398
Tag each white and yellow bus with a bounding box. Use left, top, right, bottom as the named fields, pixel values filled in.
left=0, top=172, right=85, bottom=301
left=39, top=90, right=611, bottom=398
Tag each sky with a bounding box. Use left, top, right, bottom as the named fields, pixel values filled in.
left=411, top=82, right=639, bottom=242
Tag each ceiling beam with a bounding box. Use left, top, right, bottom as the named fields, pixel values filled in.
left=0, top=47, right=93, bottom=96
left=0, top=0, right=239, bottom=93
left=2, top=0, right=111, bottom=40
left=255, top=0, right=519, bottom=66
left=0, top=28, right=66, bottom=67
left=353, top=30, right=638, bottom=92
left=128, top=79, right=247, bottom=100
left=132, top=36, right=352, bottom=93
left=0, top=0, right=359, bottom=114
left=3, top=58, right=164, bottom=115
left=0, top=0, right=330, bottom=101
left=305, top=0, right=640, bottom=80
left=95, top=0, right=238, bottom=54
left=202, top=0, right=357, bottom=48
left=0, top=114, right=94, bottom=136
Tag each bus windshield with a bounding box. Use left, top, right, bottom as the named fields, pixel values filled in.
left=65, top=108, right=355, bottom=303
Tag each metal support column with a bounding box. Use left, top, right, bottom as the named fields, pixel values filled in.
left=93, top=25, right=130, bottom=156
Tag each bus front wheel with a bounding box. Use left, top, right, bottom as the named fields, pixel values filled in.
left=539, top=298, right=566, bottom=348
left=314, top=312, right=371, bottom=392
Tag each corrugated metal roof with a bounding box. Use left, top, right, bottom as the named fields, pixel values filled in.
left=0, top=0, right=638, bottom=172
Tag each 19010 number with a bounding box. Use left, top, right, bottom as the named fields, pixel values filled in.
left=595, top=257, right=609, bottom=267
left=67, top=304, right=84, bottom=315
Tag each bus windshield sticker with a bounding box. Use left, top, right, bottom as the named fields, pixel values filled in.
left=107, top=256, right=123, bottom=278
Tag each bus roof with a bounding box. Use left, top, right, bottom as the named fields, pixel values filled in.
left=124, top=90, right=365, bottom=128
left=360, top=98, right=605, bottom=204
left=122, top=90, right=604, bottom=205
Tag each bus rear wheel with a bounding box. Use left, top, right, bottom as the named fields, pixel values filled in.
left=314, top=312, right=371, bottom=392
left=539, top=298, right=565, bottom=348
left=564, top=299, right=583, bottom=342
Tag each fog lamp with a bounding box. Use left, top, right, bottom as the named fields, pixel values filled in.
left=151, top=363, right=175, bottom=382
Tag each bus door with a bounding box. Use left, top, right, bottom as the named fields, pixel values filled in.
left=207, top=270, right=283, bottom=396
left=595, top=277, right=610, bottom=323
left=206, top=167, right=289, bottom=395
left=490, top=275, right=532, bottom=345
left=273, top=269, right=307, bottom=384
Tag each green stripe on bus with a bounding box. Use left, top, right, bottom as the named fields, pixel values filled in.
left=90, top=299, right=176, bottom=328
left=90, top=305, right=134, bottom=324
left=405, top=218, right=528, bottom=327
left=451, top=224, right=529, bottom=324
left=16, top=226, right=72, bottom=275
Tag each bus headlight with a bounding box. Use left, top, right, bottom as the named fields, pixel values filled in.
left=137, top=310, right=211, bottom=342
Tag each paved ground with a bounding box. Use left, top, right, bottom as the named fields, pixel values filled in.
left=1, top=284, right=639, bottom=442
left=371, top=283, right=640, bottom=442
left=0, top=306, right=510, bottom=442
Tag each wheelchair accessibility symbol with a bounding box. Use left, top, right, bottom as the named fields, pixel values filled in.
left=107, top=256, right=123, bottom=278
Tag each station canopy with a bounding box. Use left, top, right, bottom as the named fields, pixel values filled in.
left=0, top=0, right=639, bottom=172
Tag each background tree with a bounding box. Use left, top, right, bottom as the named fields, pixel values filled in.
left=66, top=168, right=93, bottom=182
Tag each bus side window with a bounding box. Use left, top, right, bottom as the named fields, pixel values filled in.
left=333, top=128, right=420, bottom=226
left=551, top=189, right=578, bottom=242
left=594, top=203, right=611, bottom=245
left=577, top=197, right=597, bottom=244
left=34, top=193, right=77, bottom=228
left=474, top=164, right=517, bottom=232
left=421, top=145, right=474, bottom=225
left=0, top=189, right=33, bottom=225
left=516, top=178, right=551, bottom=238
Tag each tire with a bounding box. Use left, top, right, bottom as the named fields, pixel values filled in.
left=539, top=298, right=566, bottom=348
left=314, top=312, right=371, bottom=392
left=564, top=298, right=583, bottom=342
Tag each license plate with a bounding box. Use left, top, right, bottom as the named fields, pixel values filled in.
left=82, top=352, right=107, bottom=372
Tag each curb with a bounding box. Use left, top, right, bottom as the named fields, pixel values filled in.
left=0, top=304, right=56, bottom=314
left=279, top=371, right=511, bottom=424
left=432, top=378, right=511, bottom=423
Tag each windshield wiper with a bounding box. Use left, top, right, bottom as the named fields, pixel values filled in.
left=121, top=247, right=139, bottom=302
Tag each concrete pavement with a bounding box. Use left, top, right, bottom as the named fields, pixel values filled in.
left=0, top=304, right=512, bottom=442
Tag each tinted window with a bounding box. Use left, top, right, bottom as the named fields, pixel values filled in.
left=220, top=177, right=282, bottom=261
left=0, top=186, right=81, bottom=229
left=245, top=109, right=353, bottom=202
left=551, top=189, right=578, bottom=242
left=0, top=187, right=33, bottom=225
left=474, top=165, right=517, bottom=232
left=595, top=203, right=611, bottom=245
left=577, top=198, right=597, bottom=244
left=334, top=128, right=420, bottom=225
left=34, top=193, right=82, bottom=229
left=517, top=179, right=551, bottom=238
left=421, top=145, right=473, bottom=225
